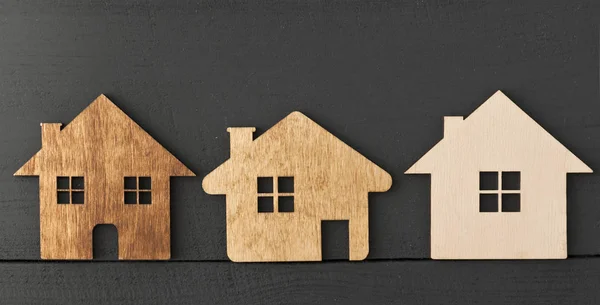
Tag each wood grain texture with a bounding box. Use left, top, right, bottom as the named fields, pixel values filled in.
left=14, top=95, right=195, bottom=259
left=203, top=112, right=392, bottom=261
left=406, top=91, right=592, bottom=259
left=1, top=1, right=600, bottom=304
left=2, top=259, right=600, bottom=305
left=0, top=0, right=599, bottom=261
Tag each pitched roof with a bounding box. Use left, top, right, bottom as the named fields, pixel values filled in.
left=406, top=90, right=592, bottom=174
left=15, top=94, right=195, bottom=177
left=203, top=111, right=392, bottom=194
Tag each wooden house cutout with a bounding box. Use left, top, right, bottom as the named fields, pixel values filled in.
left=203, top=112, right=392, bottom=262
left=406, top=90, right=592, bottom=259
left=14, top=95, right=195, bottom=260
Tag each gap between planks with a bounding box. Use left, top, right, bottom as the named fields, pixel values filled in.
left=2, top=255, right=600, bottom=264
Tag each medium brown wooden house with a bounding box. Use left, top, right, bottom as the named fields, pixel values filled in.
left=14, top=95, right=195, bottom=260
left=203, top=112, right=392, bottom=262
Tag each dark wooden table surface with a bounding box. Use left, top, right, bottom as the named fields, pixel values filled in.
left=1, top=0, right=599, bottom=304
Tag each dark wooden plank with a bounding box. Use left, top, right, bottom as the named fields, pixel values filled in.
left=0, top=0, right=599, bottom=260
left=1, top=259, right=600, bottom=304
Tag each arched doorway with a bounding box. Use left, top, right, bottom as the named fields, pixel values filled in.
left=92, top=224, right=118, bottom=260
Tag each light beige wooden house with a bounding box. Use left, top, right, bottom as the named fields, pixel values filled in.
left=406, top=91, right=592, bottom=259
left=14, top=95, right=195, bottom=260
left=203, top=112, right=392, bottom=262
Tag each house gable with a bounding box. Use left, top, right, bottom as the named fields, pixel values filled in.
left=406, top=90, right=592, bottom=174
left=203, top=111, right=392, bottom=195
left=14, top=94, right=195, bottom=177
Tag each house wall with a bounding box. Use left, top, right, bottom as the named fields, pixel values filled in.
left=431, top=166, right=567, bottom=259
left=225, top=172, right=370, bottom=262
left=39, top=173, right=171, bottom=260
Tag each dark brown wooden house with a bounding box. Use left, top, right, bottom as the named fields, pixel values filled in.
left=15, top=95, right=195, bottom=260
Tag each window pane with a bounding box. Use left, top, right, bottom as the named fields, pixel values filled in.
left=57, top=177, right=70, bottom=189
left=502, top=172, right=520, bottom=190
left=57, top=191, right=70, bottom=204
left=257, top=177, right=273, bottom=193
left=139, top=177, right=151, bottom=190
left=278, top=177, right=294, bottom=193
left=479, top=194, right=498, bottom=212
left=502, top=194, right=520, bottom=212
left=278, top=196, right=294, bottom=212
left=72, top=191, right=84, bottom=204
left=124, top=191, right=137, bottom=204
left=124, top=177, right=137, bottom=190
left=258, top=196, right=274, bottom=213
left=139, top=192, right=152, bottom=204
left=72, top=177, right=84, bottom=190
left=479, top=172, right=498, bottom=190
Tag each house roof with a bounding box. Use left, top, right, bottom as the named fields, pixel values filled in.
left=406, top=90, right=592, bottom=174
left=203, top=111, right=392, bottom=195
left=14, top=94, right=195, bottom=177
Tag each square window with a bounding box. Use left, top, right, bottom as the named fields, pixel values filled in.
left=57, top=191, right=70, bottom=204
left=71, top=191, right=84, bottom=204
left=139, top=177, right=152, bottom=190
left=71, top=177, right=84, bottom=190
left=257, top=177, right=273, bottom=193
left=502, top=194, right=521, bottom=212
left=278, top=196, right=294, bottom=212
left=278, top=177, right=294, bottom=193
left=57, top=177, right=70, bottom=189
left=124, top=191, right=137, bottom=204
left=139, top=192, right=152, bottom=204
left=258, top=196, right=274, bottom=213
left=479, top=172, right=498, bottom=190
left=502, top=172, right=520, bottom=190
left=124, top=177, right=137, bottom=190
left=479, top=194, right=498, bottom=212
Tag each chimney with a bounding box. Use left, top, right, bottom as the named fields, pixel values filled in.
left=443, top=116, right=463, bottom=138
left=41, top=123, right=62, bottom=148
left=227, top=127, right=255, bottom=159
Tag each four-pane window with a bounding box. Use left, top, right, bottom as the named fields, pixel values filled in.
left=257, top=176, right=294, bottom=213
left=479, top=171, right=520, bottom=213
left=124, top=177, right=152, bottom=205
left=57, top=176, right=85, bottom=204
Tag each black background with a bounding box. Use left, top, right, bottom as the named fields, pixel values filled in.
left=1, top=0, right=599, bottom=304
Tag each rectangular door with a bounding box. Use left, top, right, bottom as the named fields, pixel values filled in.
left=321, top=220, right=349, bottom=260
